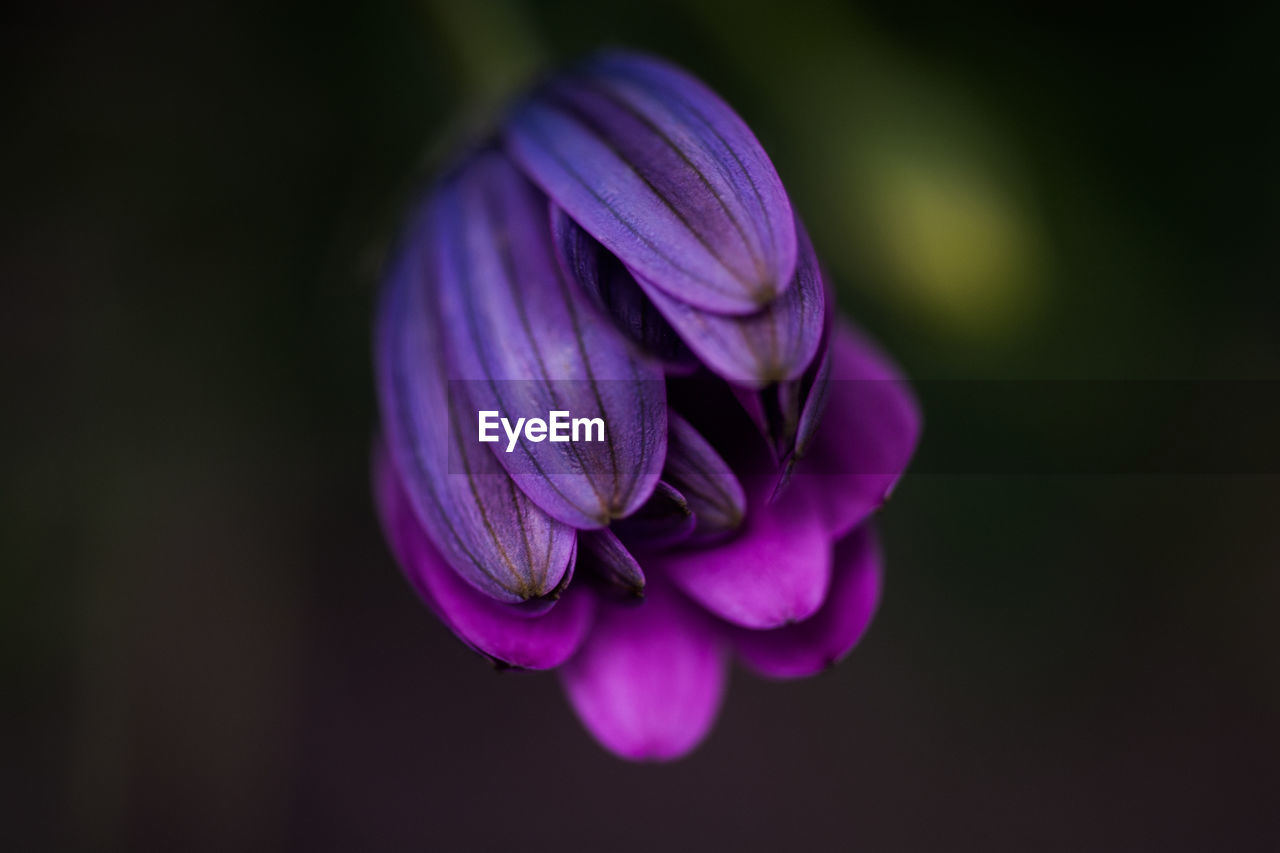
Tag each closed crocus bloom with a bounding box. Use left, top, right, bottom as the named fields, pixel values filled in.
left=373, top=51, right=920, bottom=761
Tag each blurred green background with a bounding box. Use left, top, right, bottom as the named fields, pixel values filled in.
left=4, top=1, right=1278, bottom=849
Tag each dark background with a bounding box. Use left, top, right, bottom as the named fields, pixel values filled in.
left=5, top=1, right=1279, bottom=849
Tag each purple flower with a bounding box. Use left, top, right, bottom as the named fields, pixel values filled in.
left=373, top=51, right=921, bottom=761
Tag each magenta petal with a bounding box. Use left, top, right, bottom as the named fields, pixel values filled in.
left=732, top=526, right=881, bottom=679
left=653, top=475, right=832, bottom=629
left=374, top=446, right=595, bottom=670
left=560, top=582, right=727, bottom=761
left=801, top=321, right=922, bottom=538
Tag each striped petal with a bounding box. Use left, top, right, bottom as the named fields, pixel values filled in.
left=637, top=217, right=825, bottom=389
left=579, top=528, right=646, bottom=598
left=611, top=481, right=697, bottom=550
left=375, top=201, right=576, bottom=603
left=374, top=446, right=594, bottom=669
left=551, top=203, right=697, bottom=370
left=506, top=51, right=796, bottom=314
left=732, top=294, right=833, bottom=495
left=663, top=412, right=746, bottom=542
left=434, top=151, right=667, bottom=530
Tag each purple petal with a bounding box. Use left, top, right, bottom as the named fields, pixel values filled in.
left=800, top=322, right=922, bottom=538
left=653, top=475, right=832, bottom=629
left=580, top=528, right=646, bottom=598
left=636, top=217, right=825, bottom=389
left=434, top=151, right=667, bottom=530
left=375, top=199, right=576, bottom=602
left=611, top=481, right=697, bottom=550
left=663, top=412, right=746, bottom=542
left=560, top=581, right=728, bottom=761
left=787, top=325, right=833, bottom=464
left=374, top=446, right=595, bottom=669
left=769, top=306, right=835, bottom=498
left=505, top=51, right=796, bottom=314
left=551, top=204, right=697, bottom=371
left=732, top=526, right=881, bottom=679
left=730, top=269, right=834, bottom=478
